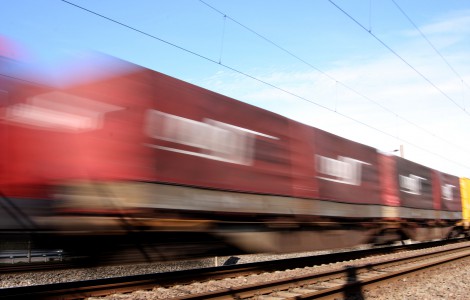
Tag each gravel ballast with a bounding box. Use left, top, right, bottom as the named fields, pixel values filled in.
left=1, top=242, right=470, bottom=299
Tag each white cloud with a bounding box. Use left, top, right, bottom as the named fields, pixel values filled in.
left=420, top=11, right=470, bottom=37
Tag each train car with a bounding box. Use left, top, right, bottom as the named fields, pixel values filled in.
left=379, top=155, right=462, bottom=242
left=1, top=43, right=468, bottom=256
left=6, top=66, right=383, bottom=252
left=460, top=178, right=470, bottom=230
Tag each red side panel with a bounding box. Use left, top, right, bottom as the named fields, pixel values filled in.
left=378, top=154, right=400, bottom=207
left=396, top=157, right=434, bottom=209
left=2, top=66, right=295, bottom=198
left=432, top=171, right=441, bottom=210
left=310, top=129, right=382, bottom=205
left=143, top=71, right=293, bottom=195
left=434, top=171, right=462, bottom=212
left=288, top=121, right=318, bottom=199
left=0, top=79, right=56, bottom=198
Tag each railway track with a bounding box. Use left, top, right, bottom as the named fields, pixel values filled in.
left=174, top=242, right=470, bottom=300
left=0, top=239, right=467, bottom=299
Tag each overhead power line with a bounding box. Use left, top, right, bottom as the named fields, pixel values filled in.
left=391, top=0, right=470, bottom=100
left=198, top=0, right=470, bottom=156
left=328, top=0, right=470, bottom=117
left=59, top=0, right=470, bottom=171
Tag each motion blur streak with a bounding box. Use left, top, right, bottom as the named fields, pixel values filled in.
left=5, top=91, right=123, bottom=132
left=145, top=109, right=278, bottom=166
left=1, top=36, right=470, bottom=261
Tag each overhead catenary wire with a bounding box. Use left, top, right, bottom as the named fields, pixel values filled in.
left=391, top=0, right=470, bottom=108
left=59, top=0, right=470, bottom=172
left=198, top=0, right=470, bottom=156
left=328, top=0, right=470, bottom=117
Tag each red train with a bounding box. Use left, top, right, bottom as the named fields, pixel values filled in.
left=0, top=40, right=468, bottom=256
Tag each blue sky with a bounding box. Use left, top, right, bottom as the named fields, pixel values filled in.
left=2, top=0, right=470, bottom=177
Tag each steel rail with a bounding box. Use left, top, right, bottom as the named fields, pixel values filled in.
left=0, top=238, right=466, bottom=299
left=172, top=243, right=470, bottom=299
left=0, top=238, right=461, bottom=274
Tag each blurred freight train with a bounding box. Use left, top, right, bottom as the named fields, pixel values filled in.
left=1, top=38, right=470, bottom=258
